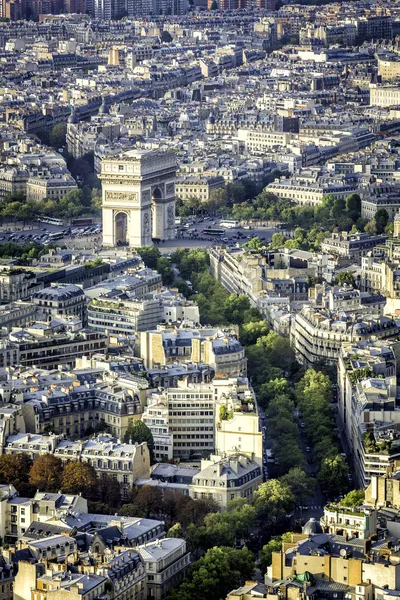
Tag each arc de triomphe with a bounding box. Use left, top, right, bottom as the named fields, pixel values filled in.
left=100, top=149, right=177, bottom=248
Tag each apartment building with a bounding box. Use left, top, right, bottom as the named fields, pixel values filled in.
left=14, top=562, right=106, bottom=600
left=189, top=453, right=262, bottom=508
left=9, top=320, right=108, bottom=370
left=365, top=463, right=400, bottom=508
left=0, top=486, right=88, bottom=541
left=137, top=538, right=190, bottom=600
left=270, top=528, right=400, bottom=593
left=175, top=175, right=225, bottom=202
left=266, top=179, right=356, bottom=207
left=26, top=174, right=78, bottom=202
left=54, top=435, right=150, bottom=499
left=321, top=232, right=386, bottom=263
left=291, top=307, right=398, bottom=366
left=361, top=194, right=400, bottom=221
left=88, top=295, right=162, bottom=336
left=32, top=284, right=87, bottom=325
left=20, top=378, right=145, bottom=440
left=142, top=377, right=258, bottom=462
left=237, top=129, right=292, bottom=152
left=0, top=269, right=43, bottom=303
left=140, top=327, right=246, bottom=377
left=4, top=432, right=63, bottom=459
left=320, top=503, right=377, bottom=539
left=338, top=341, right=400, bottom=486
left=0, top=301, right=38, bottom=332
left=142, top=384, right=215, bottom=461
left=370, top=84, right=400, bottom=107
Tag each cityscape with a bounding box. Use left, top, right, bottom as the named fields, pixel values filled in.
left=1, top=1, right=400, bottom=600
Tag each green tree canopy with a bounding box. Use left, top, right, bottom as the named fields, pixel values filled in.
left=137, top=246, right=161, bottom=269
left=168, top=546, right=255, bottom=600
left=375, top=208, right=389, bottom=235
left=252, top=479, right=295, bottom=518
left=341, top=488, right=365, bottom=508
left=124, top=420, right=154, bottom=462
left=280, top=467, right=316, bottom=504
left=318, top=454, right=349, bottom=499
left=334, top=272, right=356, bottom=287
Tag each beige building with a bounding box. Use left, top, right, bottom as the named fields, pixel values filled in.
left=370, top=84, right=400, bottom=107
left=14, top=562, right=106, bottom=600
left=365, top=463, right=400, bottom=508
left=0, top=268, right=42, bottom=303
left=175, top=175, right=225, bottom=202
left=237, top=129, right=292, bottom=152
left=291, top=306, right=398, bottom=366
left=142, top=377, right=258, bottom=462
left=54, top=435, right=150, bottom=499
left=140, top=327, right=247, bottom=377
left=378, top=55, right=400, bottom=81
left=26, top=174, right=78, bottom=202
left=20, top=373, right=146, bottom=440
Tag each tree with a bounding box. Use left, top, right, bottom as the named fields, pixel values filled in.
left=137, top=247, right=161, bottom=269
left=239, top=321, right=269, bottom=346
left=364, top=219, right=376, bottom=235
left=211, top=0, right=218, bottom=8
left=258, top=378, right=289, bottom=408
left=161, top=30, right=173, bottom=43
left=334, top=272, right=356, bottom=287
left=156, top=256, right=174, bottom=286
left=341, top=489, right=365, bottom=507
left=168, top=522, right=183, bottom=538
left=252, top=479, right=295, bottom=519
left=61, top=462, right=98, bottom=495
left=223, top=294, right=252, bottom=325
left=118, top=503, right=139, bottom=517
left=270, top=233, right=286, bottom=249
left=346, top=193, right=361, bottom=215
left=98, top=474, right=121, bottom=509
left=49, top=124, right=67, bottom=149
left=133, top=486, right=163, bottom=517
left=260, top=533, right=293, bottom=572
left=29, top=454, right=63, bottom=492
left=207, top=188, right=227, bottom=213
left=0, top=454, right=32, bottom=485
left=124, top=420, right=154, bottom=462
left=280, top=467, right=316, bottom=504
left=168, top=546, right=255, bottom=600
left=318, top=454, right=349, bottom=499
left=375, top=208, right=389, bottom=234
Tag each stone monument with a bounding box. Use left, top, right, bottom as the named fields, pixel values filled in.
left=100, top=149, right=177, bottom=248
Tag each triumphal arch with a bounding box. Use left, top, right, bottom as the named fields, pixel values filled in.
left=100, top=149, right=177, bottom=248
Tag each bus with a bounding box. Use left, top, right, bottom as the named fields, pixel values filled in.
left=38, top=217, right=64, bottom=226
left=220, top=219, right=239, bottom=229
left=202, top=228, right=225, bottom=236
left=71, top=218, right=93, bottom=226
left=48, top=232, right=64, bottom=241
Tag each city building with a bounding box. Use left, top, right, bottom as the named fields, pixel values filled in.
left=32, top=284, right=87, bottom=325
left=189, top=453, right=262, bottom=508
left=137, top=538, right=190, bottom=600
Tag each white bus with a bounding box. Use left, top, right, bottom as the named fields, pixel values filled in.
left=220, top=219, right=239, bottom=229
left=38, top=217, right=64, bottom=226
